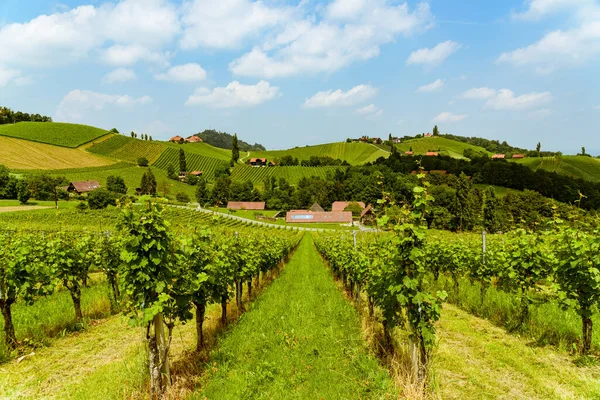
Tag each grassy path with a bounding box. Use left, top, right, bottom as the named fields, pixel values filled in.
left=193, top=234, right=396, bottom=400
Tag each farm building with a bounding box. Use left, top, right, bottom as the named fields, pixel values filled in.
left=425, top=151, right=439, bottom=157
left=360, top=205, right=376, bottom=225
left=189, top=171, right=203, bottom=176
left=169, top=135, right=184, bottom=143
left=492, top=154, right=506, bottom=160
left=227, top=202, right=266, bottom=210
left=67, top=180, right=101, bottom=194
left=512, top=154, right=525, bottom=159
left=250, top=158, right=268, bottom=166
left=309, top=203, right=325, bottom=212
left=187, top=135, right=203, bottom=143
left=286, top=210, right=353, bottom=223
left=424, top=133, right=432, bottom=137
left=404, top=151, right=414, bottom=156
left=372, top=138, right=382, bottom=144
left=331, top=201, right=365, bottom=212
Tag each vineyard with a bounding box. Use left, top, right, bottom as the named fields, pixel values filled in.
left=86, top=135, right=167, bottom=164
left=230, top=164, right=346, bottom=185
left=513, top=155, right=600, bottom=183
left=164, top=142, right=232, bottom=162
left=153, top=148, right=229, bottom=180
left=394, top=136, right=491, bottom=159
left=0, top=122, right=109, bottom=148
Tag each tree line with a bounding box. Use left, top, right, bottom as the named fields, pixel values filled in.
left=0, top=106, right=52, bottom=124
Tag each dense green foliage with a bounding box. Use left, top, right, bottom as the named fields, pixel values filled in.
left=0, top=122, right=108, bottom=148
left=0, top=106, right=52, bottom=124
left=196, top=129, right=265, bottom=151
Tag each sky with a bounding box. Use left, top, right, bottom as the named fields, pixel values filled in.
left=1, top=0, right=599, bottom=154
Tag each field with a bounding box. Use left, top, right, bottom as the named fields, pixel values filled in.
left=513, top=155, right=600, bottom=182
left=0, top=136, right=114, bottom=170
left=230, top=164, right=345, bottom=185
left=86, top=135, right=166, bottom=164
left=395, top=136, right=491, bottom=159
left=153, top=147, right=229, bottom=179
left=250, top=141, right=389, bottom=165
left=0, top=122, right=108, bottom=148
left=165, top=141, right=232, bottom=161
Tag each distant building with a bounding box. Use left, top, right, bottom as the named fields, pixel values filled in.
left=492, top=154, right=506, bottom=160
left=227, top=202, right=266, bottom=210
left=250, top=158, right=268, bottom=167
left=67, top=180, right=101, bottom=194
left=360, top=204, right=376, bottom=225
left=187, top=136, right=203, bottom=143
left=424, top=133, right=432, bottom=137
left=331, top=201, right=366, bottom=212
left=425, top=151, right=439, bottom=157
left=372, top=138, right=382, bottom=144
left=404, top=151, right=414, bottom=156
left=189, top=171, right=203, bottom=176
left=286, top=210, right=353, bottom=223
left=512, top=154, right=525, bottom=159
left=169, top=135, right=184, bottom=143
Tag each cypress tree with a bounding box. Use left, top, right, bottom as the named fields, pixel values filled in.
left=179, top=148, right=187, bottom=173
left=231, top=134, right=240, bottom=165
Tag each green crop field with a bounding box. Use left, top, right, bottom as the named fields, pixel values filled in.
left=513, top=155, right=600, bottom=182
left=153, top=147, right=229, bottom=180
left=250, top=141, right=389, bottom=165
left=86, top=135, right=166, bottom=164
left=0, top=122, right=109, bottom=148
left=395, top=136, right=491, bottom=159
left=231, top=164, right=345, bottom=185
left=165, top=141, right=232, bottom=161
left=0, top=136, right=114, bottom=170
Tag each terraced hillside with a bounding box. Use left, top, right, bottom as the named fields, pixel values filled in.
left=153, top=147, right=229, bottom=180
left=86, top=135, right=166, bottom=164
left=0, top=122, right=108, bottom=148
left=165, top=141, right=231, bottom=161
left=512, top=155, right=600, bottom=183
left=250, top=142, right=389, bottom=165
left=0, top=136, right=114, bottom=170
left=395, top=136, right=491, bottom=159
left=231, top=165, right=345, bottom=185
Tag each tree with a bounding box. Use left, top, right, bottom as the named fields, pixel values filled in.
left=106, top=175, right=127, bottom=194
left=482, top=186, right=500, bottom=233
left=187, top=174, right=198, bottom=186
left=433, top=125, right=439, bottom=136
left=231, top=133, right=240, bottom=165
left=176, top=192, right=190, bottom=203
left=16, top=180, right=30, bottom=204
left=179, top=148, right=187, bottom=173
left=167, top=164, right=178, bottom=180
left=140, top=169, right=157, bottom=196
left=582, top=146, right=586, bottom=156
left=344, top=202, right=364, bottom=217
left=157, top=180, right=171, bottom=198
left=195, top=177, right=209, bottom=205
left=211, top=176, right=231, bottom=206
left=456, top=172, right=473, bottom=231
left=149, top=136, right=153, bottom=142
left=409, top=146, right=413, bottom=152
left=88, top=188, right=117, bottom=209
left=110, top=128, right=119, bottom=134
left=131, top=131, right=135, bottom=138
left=536, top=142, right=541, bottom=156
left=137, top=157, right=149, bottom=167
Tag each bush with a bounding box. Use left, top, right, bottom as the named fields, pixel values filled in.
left=176, top=192, right=191, bottom=203
left=186, top=174, right=198, bottom=186
left=106, top=175, right=127, bottom=194
left=87, top=188, right=117, bottom=209
left=76, top=201, right=88, bottom=210
left=137, top=157, right=149, bottom=167
left=17, top=180, right=30, bottom=204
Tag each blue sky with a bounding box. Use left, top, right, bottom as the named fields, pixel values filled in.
left=1, top=0, right=599, bottom=154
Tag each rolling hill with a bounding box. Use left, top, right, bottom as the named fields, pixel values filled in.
left=0, top=122, right=109, bottom=148
left=250, top=142, right=389, bottom=165
left=394, top=137, right=491, bottom=159
left=153, top=147, right=229, bottom=180
left=87, top=135, right=166, bottom=164
left=231, top=165, right=345, bottom=185
left=512, top=156, right=600, bottom=183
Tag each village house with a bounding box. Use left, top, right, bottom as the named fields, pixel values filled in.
left=360, top=205, right=376, bottom=225
left=424, top=133, right=433, bottom=137
left=169, top=135, right=184, bottom=143
left=492, top=154, right=506, bottom=160
left=404, top=151, right=414, bottom=156
left=372, top=138, right=382, bottom=144
left=250, top=158, right=268, bottom=167
left=189, top=171, right=203, bottom=176
left=67, top=180, right=101, bottom=195
left=512, top=154, right=525, bottom=159
left=187, top=135, right=203, bottom=143
left=227, top=202, right=266, bottom=210
left=331, top=201, right=366, bottom=212
left=425, top=151, right=439, bottom=157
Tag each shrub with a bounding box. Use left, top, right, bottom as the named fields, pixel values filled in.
left=87, top=188, right=117, bottom=209
left=106, top=175, right=127, bottom=194
left=176, top=192, right=190, bottom=203
left=17, top=180, right=30, bottom=204
left=76, top=201, right=88, bottom=210
left=137, top=157, right=149, bottom=167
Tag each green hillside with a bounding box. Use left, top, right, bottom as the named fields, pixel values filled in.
left=395, top=137, right=491, bottom=159
left=250, top=142, right=389, bottom=165
left=231, top=165, right=345, bottom=186
left=153, top=147, right=229, bottom=180
left=512, top=156, right=600, bottom=183
left=164, top=141, right=231, bottom=161
left=87, top=135, right=166, bottom=164
left=0, top=122, right=108, bottom=148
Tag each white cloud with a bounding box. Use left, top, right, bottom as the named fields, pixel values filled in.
left=185, top=81, right=280, bottom=108
left=0, top=67, right=21, bottom=87
left=357, top=104, right=383, bottom=117
left=416, top=78, right=444, bottom=93
left=180, top=0, right=292, bottom=50
left=103, top=68, right=136, bottom=83
left=155, top=63, right=207, bottom=82
left=230, top=1, right=433, bottom=78
left=433, top=112, right=468, bottom=123
left=102, top=44, right=170, bottom=67
left=459, top=87, right=497, bottom=99
left=484, top=89, right=553, bottom=110
left=0, top=0, right=179, bottom=68
left=303, top=85, right=377, bottom=108
left=56, top=89, right=152, bottom=122
left=407, top=40, right=461, bottom=66
left=512, top=0, right=592, bottom=21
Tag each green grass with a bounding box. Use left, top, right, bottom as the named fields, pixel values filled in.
left=0, top=200, right=79, bottom=209
left=193, top=234, right=396, bottom=399
left=153, top=147, right=229, bottom=180
left=250, top=141, right=389, bottom=165
left=0, top=122, right=109, bottom=148
left=512, top=155, right=600, bottom=182
left=396, top=136, right=491, bottom=159
left=217, top=208, right=279, bottom=219
left=86, top=135, right=166, bottom=164
left=231, top=164, right=346, bottom=186
left=165, top=141, right=232, bottom=161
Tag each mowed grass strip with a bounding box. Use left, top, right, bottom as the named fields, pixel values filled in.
left=0, top=136, right=113, bottom=170
left=0, top=122, right=108, bottom=148
left=435, top=304, right=600, bottom=400
left=194, top=235, right=396, bottom=400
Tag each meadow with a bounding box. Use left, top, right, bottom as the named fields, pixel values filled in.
left=86, top=135, right=166, bottom=164
left=513, top=155, right=600, bottom=183
left=0, top=122, right=108, bottom=148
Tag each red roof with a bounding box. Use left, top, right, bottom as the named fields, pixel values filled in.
left=404, top=151, right=414, bottom=155
left=424, top=133, right=432, bottom=137
left=169, top=135, right=184, bottom=142
left=286, top=211, right=352, bottom=223
left=187, top=136, right=203, bottom=143
left=425, top=152, right=438, bottom=156
left=512, top=154, right=525, bottom=159
left=360, top=204, right=374, bottom=218
left=492, top=154, right=505, bottom=159
left=68, top=180, right=101, bottom=193
left=250, top=158, right=267, bottom=163
left=331, top=201, right=366, bottom=212
left=189, top=171, right=203, bottom=176
left=227, top=202, right=265, bottom=210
